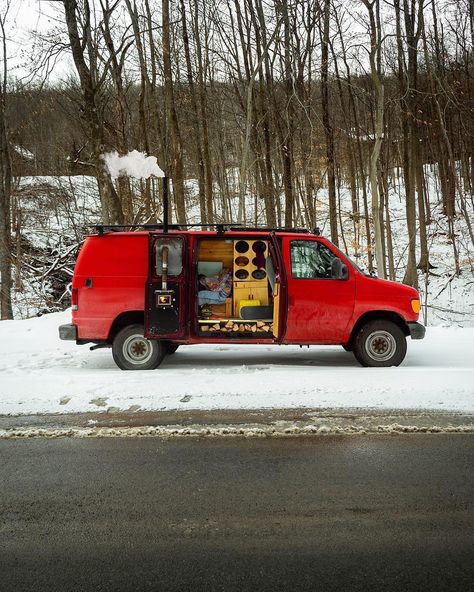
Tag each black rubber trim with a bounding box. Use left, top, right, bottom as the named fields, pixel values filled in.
left=59, top=323, right=77, bottom=341
left=407, top=322, right=426, bottom=340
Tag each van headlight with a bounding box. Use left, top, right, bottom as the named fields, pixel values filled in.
left=411, top=299, right=420, bottom=313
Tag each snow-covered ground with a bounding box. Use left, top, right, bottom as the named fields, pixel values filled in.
left=0, top=310, right=473, bottom=416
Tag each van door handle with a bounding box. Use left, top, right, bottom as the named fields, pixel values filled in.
left=85, top=278, right=93, bottom=288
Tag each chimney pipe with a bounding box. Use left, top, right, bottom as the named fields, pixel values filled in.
left=162, top=176, right=169, bottom=233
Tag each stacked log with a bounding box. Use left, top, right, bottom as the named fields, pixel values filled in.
left=200, top=321, right=273, bottom=334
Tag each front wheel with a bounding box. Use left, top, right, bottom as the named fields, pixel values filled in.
left=112, top=324, right=164, bottom=370
left=352, top=320, right=407, bottom=367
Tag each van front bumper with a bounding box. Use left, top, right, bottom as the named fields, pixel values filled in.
left=59, top=323, right=77, bottom=341
left=407, top=322, right=425, bottom=340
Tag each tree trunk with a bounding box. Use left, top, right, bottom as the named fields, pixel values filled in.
left=62, top=0, right=123, bottom=225
left=321, top=0, right=338, bottom=245
left=162, top=0, right=186, bottom=225
left=0, top=73, right=12, bottom=319
left=180, top=0, right=207, bottom=223
left=363, top=0, right=385, bottom=278
left=193, top=0, right=214, bottom=223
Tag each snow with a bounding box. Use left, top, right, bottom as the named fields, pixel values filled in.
left=0, top=310, right=473, bottom=416
left=2, top=423, right=473, bottom=440
left=102, top=150, right=165, bottom=180
left=13, top=145, right=35, bottom=160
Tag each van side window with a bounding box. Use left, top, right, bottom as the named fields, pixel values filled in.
left=290, top=241, right=336, bottom=279
left=154, top=238, right=183, bottom=276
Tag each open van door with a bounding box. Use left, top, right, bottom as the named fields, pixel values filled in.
left=145, top=233, right=187, bottom=339
left=268, top=234, right=286, bottom=341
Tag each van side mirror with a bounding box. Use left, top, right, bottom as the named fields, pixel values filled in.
left=331, top=257, right=349, bottom=280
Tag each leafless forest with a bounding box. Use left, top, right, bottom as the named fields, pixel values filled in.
left=0, top=0, right=474, bottom=320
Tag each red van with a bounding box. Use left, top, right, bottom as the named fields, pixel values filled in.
left=59, top=225, right=425, bottom=370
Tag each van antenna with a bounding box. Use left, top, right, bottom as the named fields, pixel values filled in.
left=162, top=176, right=169, bottom=234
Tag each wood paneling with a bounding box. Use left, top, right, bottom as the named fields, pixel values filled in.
left=198, top=239, right=234, bottom=269
left=233, top=240, right=269, bottom=316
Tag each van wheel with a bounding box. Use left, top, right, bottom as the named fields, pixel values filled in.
left=353, top=320, right=407, bottom=367
left=165, top=343, right=179, bottom=355
left=112, top=324, right=164, bottom=370
left=342, top=344, right=352, bottom=352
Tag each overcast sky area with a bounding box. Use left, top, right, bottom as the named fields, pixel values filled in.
left=4, top=0, right=72, bottom=82
left=2, top=0, right=459, bottom=87
left=3, top=0, right=373, bottom=85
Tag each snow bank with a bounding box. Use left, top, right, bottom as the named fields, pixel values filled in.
left=0, top=311, right=473, bottom=416
left=2, top=423, right=473, bottom=440
left=102, top=150, right=165, bottom=180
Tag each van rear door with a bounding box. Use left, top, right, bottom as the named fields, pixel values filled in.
left=145, top=233, right=187, bottom=339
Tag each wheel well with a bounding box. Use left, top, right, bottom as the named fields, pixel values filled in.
left=108, top=311, right=144, bottom=342
left=349, top=311, right=409, bottom=345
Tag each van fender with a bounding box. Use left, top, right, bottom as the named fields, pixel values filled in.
left=107, top=310, right=145, bottom=343
left=346, top=310, right=410, bottom=347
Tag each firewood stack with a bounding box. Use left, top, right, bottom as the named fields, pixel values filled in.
left=200, top=320, right=273, bottom=333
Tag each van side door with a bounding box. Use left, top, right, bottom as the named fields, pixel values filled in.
left=268, top=233, right=286, bottom=340
left=282, top=237, right=355, bottom=343
left=145, top=233, right=188, bottom=339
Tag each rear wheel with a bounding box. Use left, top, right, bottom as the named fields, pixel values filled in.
left=112, top=324, right=164, bottom=370
left=352, top=320, right=407, bottom=367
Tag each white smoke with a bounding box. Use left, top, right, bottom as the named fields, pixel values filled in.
left=102, top=150, right=165, bottom=180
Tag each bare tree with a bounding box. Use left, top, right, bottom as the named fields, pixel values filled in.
left=321, top=0, right=338, bottom=245
left=363, top=0, right=385, bottom=278
left=62, top=0, right=123, bottom=224
left=162, top=0, right=186, bottom=225
left=0, top=2, right=12, bottom=319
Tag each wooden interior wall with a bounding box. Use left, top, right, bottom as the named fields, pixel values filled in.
left=198, top=239, right=234, bottom=270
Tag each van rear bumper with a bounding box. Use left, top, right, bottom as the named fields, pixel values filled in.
left=407, top=322, right=425, bottom=340
left=59, top=323, right=77, bottom=341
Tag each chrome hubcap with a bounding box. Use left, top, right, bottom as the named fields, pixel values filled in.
left=123, top=334, right=153, bottom=365
left=365, top=330, right=396, bottom=362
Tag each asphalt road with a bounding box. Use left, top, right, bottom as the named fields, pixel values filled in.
left=1, top=435, right=474, bottom=592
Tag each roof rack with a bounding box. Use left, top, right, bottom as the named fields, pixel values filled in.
left=229, top=226, right=311, bottom=233
left=93, top=224, right=319, bottom=236
left=93, top=223, right=241, bottom=235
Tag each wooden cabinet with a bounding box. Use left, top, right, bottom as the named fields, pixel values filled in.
left=233, top=282, right=269, bottom=316
left=233, top=240, right=269, bottom=316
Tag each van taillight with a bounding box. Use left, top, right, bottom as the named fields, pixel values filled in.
left=71, top=288, right=78, bottom=311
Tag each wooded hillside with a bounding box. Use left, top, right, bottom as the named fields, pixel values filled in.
left=0, top=0, right=473, bottom=320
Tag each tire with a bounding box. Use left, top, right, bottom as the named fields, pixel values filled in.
left=165, top=343, right=179, bottom=355
left=112, top=324, right=164, bottom=370
left=342, top=344, right=352, bottom=352
left=352, top=320, right=407, bottom=367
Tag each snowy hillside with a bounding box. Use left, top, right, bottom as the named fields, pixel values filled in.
left=12, top=170, right=474, bottom=326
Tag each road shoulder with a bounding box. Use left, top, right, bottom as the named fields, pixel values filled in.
left=1, top=407, right=473, bottom=438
